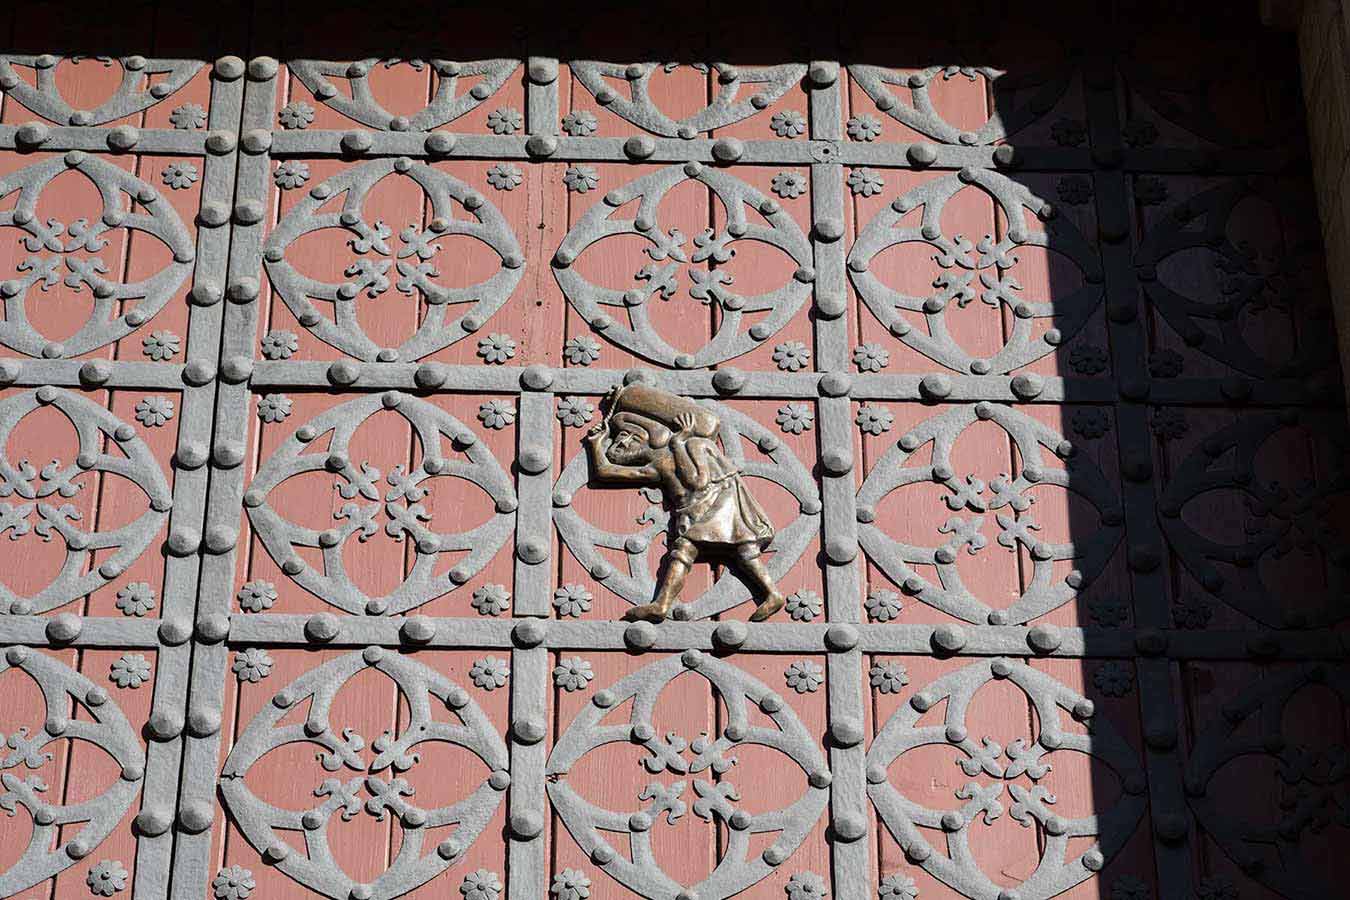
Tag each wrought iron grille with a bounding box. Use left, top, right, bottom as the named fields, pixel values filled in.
left=0, top=5, right=1345, bottom=900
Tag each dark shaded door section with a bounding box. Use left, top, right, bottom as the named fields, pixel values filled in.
left=0, top=3, right=1345, bottom=899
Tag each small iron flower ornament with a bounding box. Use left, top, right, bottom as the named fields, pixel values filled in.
left=553, top=584, right=593, bottom=617
left=771, top=171, right=808, bottom=199
left=141, top=329, right=180, bottom=360
left=562, top=110, right=598, bottom=136
left=477, top=400, right=516, bottom=430
left=770, top=109, right=807, bottom=137
left=212, top=865, right=256, bottom=900
left=785, top=660, right=825, bottom=693
left=847, top=114, right=883, bottom=141
left=776, top=402, right=815, bottom=434
left=553, top=657, right=595, bottom=692
left=563, top=165, right=600, bottom=193
left=278, top=101, right=315, bottom=129
left=169, top=103, right=207, bottom=130
left=563, top=335, right=601, bottom=365
left=273, top=160, right=310, bottom=189
left=161, top=161, right=199, bottom=190
left=86, top=860, right=129, bottom=896
left=486, top=107, right=523, bottom=135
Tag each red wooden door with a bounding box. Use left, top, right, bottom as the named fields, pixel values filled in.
left=0, top=3, right=1347, bottom=900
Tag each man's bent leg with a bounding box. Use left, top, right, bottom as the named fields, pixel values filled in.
left=736, top=551, right=785, bottom=622
left=623, top=538, right=698, bottom=622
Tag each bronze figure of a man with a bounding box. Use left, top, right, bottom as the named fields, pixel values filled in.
left=584, top=383, right=786, bottom=623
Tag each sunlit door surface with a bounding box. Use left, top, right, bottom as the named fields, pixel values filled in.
left=0, top=3, right=1346, bottom=899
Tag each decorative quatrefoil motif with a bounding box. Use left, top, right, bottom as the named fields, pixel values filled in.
left=848, top=168, right=1102, bottom=375
left=0, top=55, right=203, bottom=126
left=553, top=398, right=820, bottom=619
left=569, top=62, right=806, bottom=137
left=553, top=162, right=813, bottom=369
left=1134, top=180, right=1336, bottom=380
left=0, top=387, right=172, bottom=615
left=220, top=649, right=509, bottom=900
left=867, top=658, right=1146, bottom=900
left=857, top=402, right=1123, bottom=625
left=1157, top=411, right=1350, bottom=628
left=0, top=647, right=145, bottom=896
left=848, top=64, right=1071, bottom=145
left=263, top=157, right=524, bottom=362
left=243, top=392, right=517, bottom=615
left=1185, top=664, right=1350, bottom=898
left=287, top=59, right=519, bottom=131
left=548, top=651, right=829, bottom=899
left=0, top=154, right=195, bottom=359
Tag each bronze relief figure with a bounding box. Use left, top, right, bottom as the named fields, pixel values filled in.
left=583, top=383, right=786, bottom=623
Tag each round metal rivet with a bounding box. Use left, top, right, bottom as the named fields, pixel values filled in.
left=624, top=136, right=655, bottom=159
left=107, top=125, right=140, bottom=150
left=146, top=710, right=183, bottom=741
left=713, top=620, right=747, bottom=649
left=425, top=131, right=456, bottom=155
left=931, top=623, right=966, bottom=653
left=342, top=130, right=374, bottom=153
left=305, top=613, right=340, bottom=642
left=513, top=619, right=546, bottom=647
left=135, top=807, right=172, bottom=836
left=401, top=616, right=436, bottom=644
left=920, top=373, right=953, bottom=399
left=712, top=137, right=744, bottom=162
left=1027, top=623, right=1062, bottom=654
left=833, top=812, right=867, bottom=841
left=214, top=55, right=245, bottom=79
left=46, top=613, right=82, bottom=643
left=513, top=716, right=547, bottom=744
left=907, top=143, right=938, bottom=167
left=624, top=621, right=657, bottom=650
left=826, top=623, right=858, bottom=651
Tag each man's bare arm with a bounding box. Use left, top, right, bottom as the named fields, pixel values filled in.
left=584, top=430, right=659, bottom=483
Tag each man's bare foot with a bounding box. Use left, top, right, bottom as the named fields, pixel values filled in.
left=749, top=592, right=785, bottom=622
left=622, top=602, right=670, bottom=623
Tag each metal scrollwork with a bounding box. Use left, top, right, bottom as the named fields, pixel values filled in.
left=857, top=402, right=1123, bottom=625
left=0, top=387, right=172, bottom=615
left=1157, top=411, right=1350, bottom=628
left=220, top=649, right=509, bottom=900
left=287, top=59, right=519, bottom=131
left=1134, top=180, right=1336, bottom=380
left=547, top=651, right=829, bottom=899
left=263, top=157, right=524, bottom=362
left=0, top=55, right=203, bottom=125
left=1185, top=664, right=1350, bottom=899
left=244, top=391, right=517, bottom=616
left=0, top=647, right=145, bottom=897
left=553, top=398, right=820, bottom=620
left=848, top=64, right=1072, bottom=145
left=0, top=154, right=195, bottom=359
left=867, top=658, right=1146, bottom=900
left=848, top=168, right=1101, bottom=375
left=569, top=62, right=806, bottom=137
left=553, top=162, right=813, bottom=368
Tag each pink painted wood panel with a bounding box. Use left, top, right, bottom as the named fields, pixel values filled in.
left=211, top=649, right=511, bottom=895
left=1, top=11, right=1342, bottom=900
left=231, top=390, right=519, bottom=618
left=0, top=648, right=154, bottom=900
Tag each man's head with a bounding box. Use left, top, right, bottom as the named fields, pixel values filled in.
left=605, top=412, right=670, bottom=465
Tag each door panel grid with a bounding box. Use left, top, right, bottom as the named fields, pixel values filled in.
left=0, top=4, right=1345, bottom=900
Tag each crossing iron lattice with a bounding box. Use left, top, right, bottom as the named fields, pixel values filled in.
left=0, top=4, right=1347, bottom=900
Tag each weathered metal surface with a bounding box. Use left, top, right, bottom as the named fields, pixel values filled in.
left=0, top=4, right=1344, bottom=900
